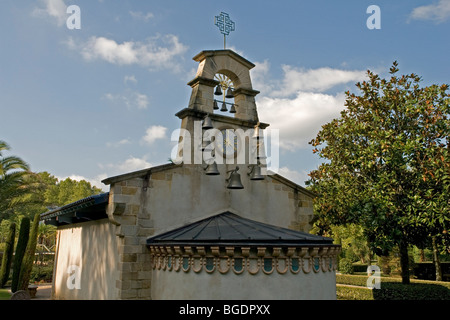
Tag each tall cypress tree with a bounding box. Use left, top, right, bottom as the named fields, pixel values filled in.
left=0, top=222, right=16, bottom=287
left=18, top=213, right=40, bottom=290
left=11, top=217, right=29, bottom=292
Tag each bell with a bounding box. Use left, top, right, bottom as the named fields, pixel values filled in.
left=205, top=162, right=220, bottom=175
left=225, top=87, right=234, bottom=99
left=213, top=100, right=219, bottom=110
left=250, top=165, right=264, bottom=180
left=220, top=101, right=228, bottom=112
left=229, top=103, right=236, bottom=113
left=227, top=167, right=244, bottom=189
left=214, top=85, right=222, bottom=96
left=202, top=115, right=213, bottom=129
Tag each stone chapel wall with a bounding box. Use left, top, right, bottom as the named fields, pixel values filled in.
left=106, top=163, right=315, bottom=299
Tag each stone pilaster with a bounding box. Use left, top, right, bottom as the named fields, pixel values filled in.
left=106, top=177, right=154, bottom=300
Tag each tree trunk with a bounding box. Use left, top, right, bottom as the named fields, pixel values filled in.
left=399, top=240, right=410, bottom=284
left=420, top=249, right=425, bottom=262
left=432, top=236, right=442, bottom=281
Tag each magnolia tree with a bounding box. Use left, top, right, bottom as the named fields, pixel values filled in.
left=308, top=62, right=449, bottom=284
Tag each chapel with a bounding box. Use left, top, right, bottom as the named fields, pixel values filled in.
left=41, top=49, right=341, bottom=300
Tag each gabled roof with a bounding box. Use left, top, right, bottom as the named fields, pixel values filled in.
left=146, top=212, right=333, bottom=247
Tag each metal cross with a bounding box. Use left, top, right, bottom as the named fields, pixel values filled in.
left=214, top=12, right=235, bottom=49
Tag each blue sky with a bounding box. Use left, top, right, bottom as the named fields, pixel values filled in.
left=1, top=0, right=449, bottom=191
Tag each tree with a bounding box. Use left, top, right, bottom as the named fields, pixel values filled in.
left=45, top=177, right=102, bottom=207
left=0, top=222, right=16, bottom=287
left=18, top=213, right=40, bottom=290
left=11, top=217, right=29, bottom=292
left=308, top=62, right=450, bottom=284
left=0, top=141, right=30, bottom=221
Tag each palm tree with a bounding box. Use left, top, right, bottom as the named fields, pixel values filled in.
left=0, top=140, right=30, bottom=220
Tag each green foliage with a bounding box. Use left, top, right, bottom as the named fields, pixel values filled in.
left=45, top=176, right=102, bottom=207
left=30, top=265, right=53, bottom=283
left=0, top=140, right=30, bottom=221
left=18, top=213, right=40, bottom=290
left=308, top=62, right=450, bottom=283
left=0, top=222, right=15, bottom=287
left=11, top=217, right=29, bottom=292
left=339, top=258, right=354, bottom=274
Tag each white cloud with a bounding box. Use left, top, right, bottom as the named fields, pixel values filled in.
left=74, top=34, right=188, bottom=72
left=32, top=0, right=67, bottom=26
left=250, top=60, right=274, bottom=94
left=99, top=156, right=153, bottom=174
left=129, top=11, right=154, bottom=21
left=410, top=0, right=450, bottom=23
left=271, top=65, right=366, bottom=96
left=142, top=125, right=168, bottom=145
left=103, top=91, right=149, bottom=110
left=253, top=61, right=367, bottom=151
left=106, top=139, right=131, bottom=148
left=135, top=93, right=149, bottom=110
left=114, top=156, right=152, bottom=172
left=124, top=75, right=138, bottom=85
left=258, top=91, right=347, bottom=151
left=276, top=167, right=310, bottom=186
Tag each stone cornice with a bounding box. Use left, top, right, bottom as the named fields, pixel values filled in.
left=187, top=76, right=219, bottom=88
left=192, top=50, right=256, bottom=70
left=149, top=244, right=341, bottom=275
left=175, top=108, right=270, bottom=129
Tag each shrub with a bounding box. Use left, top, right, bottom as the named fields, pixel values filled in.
left=339, top=258, right=354, bottom=274
left=0, top=222, right=16, bottom=287
left=11, top=217, right=30, bottom=292
left=18, top=213, right=40, bottom=290
left=30, top=265, right=53, bottom=283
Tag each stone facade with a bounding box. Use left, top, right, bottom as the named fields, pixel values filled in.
left=102, top=162, right=316, bottom=299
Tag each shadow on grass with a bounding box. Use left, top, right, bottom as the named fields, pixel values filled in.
left=373, top=281, right=450, bottom=300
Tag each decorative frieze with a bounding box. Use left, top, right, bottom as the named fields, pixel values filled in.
left=149, top=245, right=340, bottom=276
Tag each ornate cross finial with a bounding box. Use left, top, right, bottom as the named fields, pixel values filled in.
left=214, top=12, right=235, bottom=49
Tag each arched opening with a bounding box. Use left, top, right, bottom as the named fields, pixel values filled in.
left=212, top=71, right=238, bottom=115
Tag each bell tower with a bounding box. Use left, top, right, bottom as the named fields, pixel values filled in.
left=174, top=49, right=269, bottom=170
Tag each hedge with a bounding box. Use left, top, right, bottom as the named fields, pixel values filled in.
left=337, top=274, right=450, bottom=300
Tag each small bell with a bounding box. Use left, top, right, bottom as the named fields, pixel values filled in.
left=220, top=101, right=228, bottom=112
left=225, top=87, right=234, bottom=99
left=250, top=165, right=264, bottom=180
left=202, top=115, right=213, bottom=130
left=205, top=162, right=220, bottom=175
left=214, top=85, right=222, bottom=96
left=213, top=100, right=219, bottom=110
left=227, top=167, right=244, bottom=189
left=229, top=103, right=236, bottom=113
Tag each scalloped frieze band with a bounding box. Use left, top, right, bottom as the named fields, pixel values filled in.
left=149, top=245, right=340, bottom=275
